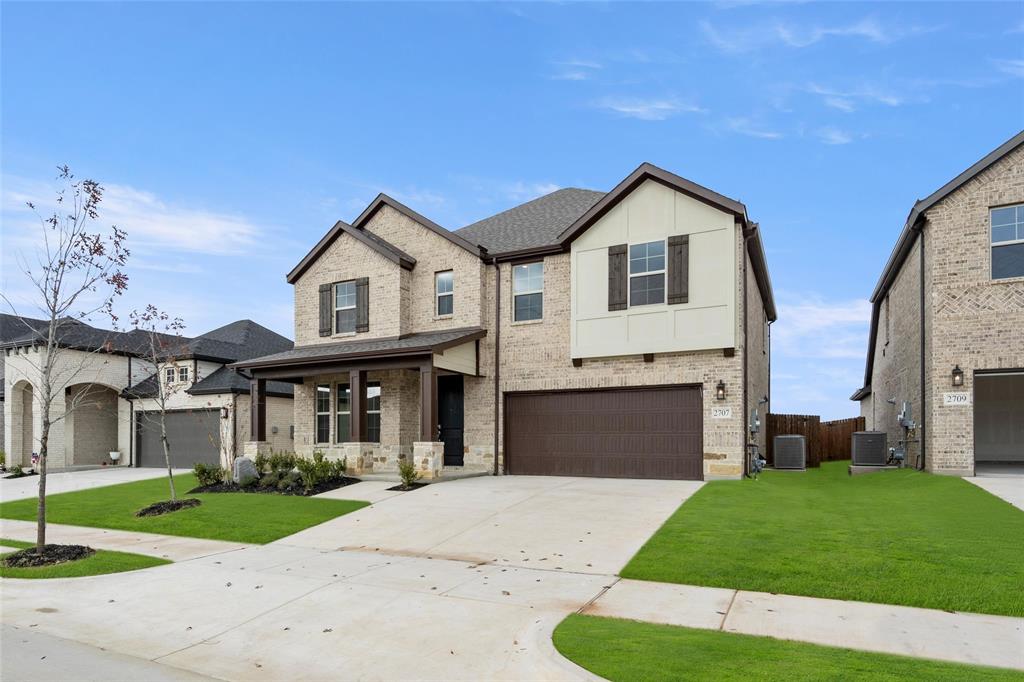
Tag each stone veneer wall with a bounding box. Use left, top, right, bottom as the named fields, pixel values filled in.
left=922, top=143, right=1024, bottom=474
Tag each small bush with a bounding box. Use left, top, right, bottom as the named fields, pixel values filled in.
left=278, top=471, right=302, bottom=492
left=6, top=465, right=25, bottom=478
left=254, top=451, right=269, bottom=474
left=0, top=449, right=6, bottom=468
left=398, top=459, right=420, bottom=488
left=193, top=462, right=226, bottom=487
left=258, top=470, right=281, bottom=489
left=239, top=472, right=258, bottom=488
left=267, top=451, right=298, bottom=473
left=295, top=451, right=347, bottom=492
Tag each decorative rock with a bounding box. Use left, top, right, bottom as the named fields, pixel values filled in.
left=233, top=456, right=258, bottom=485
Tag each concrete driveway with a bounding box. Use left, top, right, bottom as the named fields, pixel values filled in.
left=1, top=474, right=702, bottom=681
left=0, top=467, right=184, bottom=502
left=968, top=466, right=1024, bottom=511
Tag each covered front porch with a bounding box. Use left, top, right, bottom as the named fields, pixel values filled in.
left=233, top=328, right=491, bottom=479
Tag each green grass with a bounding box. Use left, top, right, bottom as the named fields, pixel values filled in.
left=0, top=538, right=170, bottom=579
left=0, top=474, right=369, bottom=544
left=622, top=461, right=1024, bottom=616
left=553, top=614, right=1024, bottom=681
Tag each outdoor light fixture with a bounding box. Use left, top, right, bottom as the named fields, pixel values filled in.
left=951, top=365, right=964, bottom=387
left=716, top=380, right=727, bottom=401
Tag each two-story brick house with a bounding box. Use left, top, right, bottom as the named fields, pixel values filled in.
left=851, top=131, right=1024, bottom=475
left=234, top=163, right=776, bottom=480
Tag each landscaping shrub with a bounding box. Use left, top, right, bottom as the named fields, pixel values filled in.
left=254, top=451, right=269, bottom=474
left=258, top=471, right=281, bottom=489
left=398, top=459, right=420, bottom=488
left=239, top=473, right=258, bottom=489
left=295, top=451, right=347, bottom=492
left=278, top=471, right=302, bottom=492
left=0, top=449, right=6, bottom=469
left=193, top=463, right=226, bottom=487
left=267, top=451, right=298, bottom=473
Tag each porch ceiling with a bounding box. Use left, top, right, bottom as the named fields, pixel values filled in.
left=230, top=327, right=486, bottom=380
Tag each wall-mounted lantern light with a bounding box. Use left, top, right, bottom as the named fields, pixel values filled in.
left=716, top=380, right=727, bottom=401
left=951, top=365, right=964, bottom=387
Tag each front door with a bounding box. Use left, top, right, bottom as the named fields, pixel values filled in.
left=438, top=375, right=464, bottom=466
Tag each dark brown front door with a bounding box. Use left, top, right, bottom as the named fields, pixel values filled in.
left=505, top=386, right=703, bottom=480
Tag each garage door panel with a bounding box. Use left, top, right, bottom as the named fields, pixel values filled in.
left=136, top=409, right=222, bottom=468
left=975, top=373, right=1024, bottom=463
left=506, top=386, right=703, bottom=480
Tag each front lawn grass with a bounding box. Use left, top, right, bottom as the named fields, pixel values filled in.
left=0, top=538, right=170, bottom=579
left=553, top=614, right=1023, bottom=681
left=622, top=461, right=1024, bottom=616
left=0, top=474, right=368, bottom=544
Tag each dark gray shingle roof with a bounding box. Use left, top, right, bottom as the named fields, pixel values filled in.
left=456, top=188, right=605, bottom=254
left=233, top=327, right=486, bottom=369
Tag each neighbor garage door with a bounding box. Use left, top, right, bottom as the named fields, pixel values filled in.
left=975, top=372, right=1024, bottom=463
left=505, top=386, right=703, bottom=480
left=136, top=409, right=222, bottom=468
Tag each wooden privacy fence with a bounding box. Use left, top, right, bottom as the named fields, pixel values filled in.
left=766, top=414, right=866, bottom=467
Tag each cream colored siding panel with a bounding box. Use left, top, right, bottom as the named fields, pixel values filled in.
left=432, top=339, right=477, bottom=375
left=571, top=178, right=737, bottom=359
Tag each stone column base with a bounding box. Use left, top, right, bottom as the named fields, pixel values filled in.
left=413, top=441, right=444, bottom=480
left=337, top=442, right=379, bottom=476
left=243, top=441, right=271, bottom=459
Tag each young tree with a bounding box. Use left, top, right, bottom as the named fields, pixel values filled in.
left=129, top=305, right=188, bottom=503
left=2, top=166, right=128, bottom=551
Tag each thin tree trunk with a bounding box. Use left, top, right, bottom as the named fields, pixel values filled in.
left=36, top=417, right=49, bottom=552
left=161, top=423, right=176, bottom=502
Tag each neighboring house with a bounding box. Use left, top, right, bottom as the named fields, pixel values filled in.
left=852, top=130, right=1024, bottom=475
left=234, top=163, right=776, bottom=480
left=1, top=314, right=294, bottom=470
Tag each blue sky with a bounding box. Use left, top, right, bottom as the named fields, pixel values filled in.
left=2, top=2, right=1022, bottom=419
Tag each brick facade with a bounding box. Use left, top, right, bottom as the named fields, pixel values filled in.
left=863, top=143, right=1024, bottom=474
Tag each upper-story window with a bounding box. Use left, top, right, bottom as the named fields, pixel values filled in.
left=991, top=204, right=1024, bottom=280
left=512, top=262, right=544, bottom=321
left=165, top=367, right=176, bottom=384
left=334, top=280, right=357, bottom=333
left=436, top=270, right=454, bottom=316
left=178, top=366, right=189, bottom=383
left=629, top=240, right=665, bottom=306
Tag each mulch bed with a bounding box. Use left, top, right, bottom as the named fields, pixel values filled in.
left=387, top=482, right=430, bottom=491
left=187, top=476, right=361, bottom=497
left=2, top=544, right=95, bottom=568
left=135, top=498, right=203, bottom=517
left=3, top=470, right=38, bottom=479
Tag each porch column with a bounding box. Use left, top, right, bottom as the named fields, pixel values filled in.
left=349, top=369, right=367, bottom=442
left=250, top=378, right=266, bottom=441
left=419, top=363, right=438, bottom=442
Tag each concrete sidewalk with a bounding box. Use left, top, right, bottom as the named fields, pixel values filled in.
left=584, top=578, right=1024, bottom=671
left=0, top=519, right=247, bottom=562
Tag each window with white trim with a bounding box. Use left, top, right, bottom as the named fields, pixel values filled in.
left=315, top=384, right=331, bottom=444
left=165, top=367, right=176, bottom=384
left=334, top=281, right=357, bottom=334
left=436, top=270, right=454, bottom=316
left=991, top=204, right=1024, bottom=280
left=629, top=240, right=665, bottom=306
left=512, top=262, right=544, bottom=321
left=334, top=382, right=381, bottom=443
left=178, top=366, right=189, bottom=383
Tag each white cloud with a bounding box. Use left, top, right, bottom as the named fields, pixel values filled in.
left=701, top=17, right=939, bottom=54
left=823, top=97, right=855, bottom=112
left=993, top=58, right=1024, bottom=78
left=595, top=96, right=706, bottom=120
left=724, top=117, right=784, bottom=139
left=550, top=58, right=602, bottom=81
left=805, top=82, right=905, bottom=107
left=3, top=176, right=263, bottom=256
left=815, top=126, right=854, bottom=145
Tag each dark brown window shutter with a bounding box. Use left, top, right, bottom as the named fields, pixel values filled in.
left=355, top=277, right=369, bottom=332
left=667, top=234, right=689, bottom=305
left=319, top=283, right=332, bottom=336
left=608, top=244, right=627, bottom=311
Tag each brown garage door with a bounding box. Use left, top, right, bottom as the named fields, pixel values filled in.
left=505, top=386, right=703, bottom=480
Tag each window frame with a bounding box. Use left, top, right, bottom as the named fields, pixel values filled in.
left=512, top=261, right=544, bottom=322
left=990, top=204, right=1024, bottom=281
left=178, top=366, right=189, bottom=383
left=315, top=383, right=331, bottom=444
left=627, top=240, right=667, bottom=307
left=334, top=381, right=381, bottom=444
left=164, top=367, right=176, bottom=384
left=334, top=280, right=357, bottom=334
left=435, top=270, right=454, bottom=317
